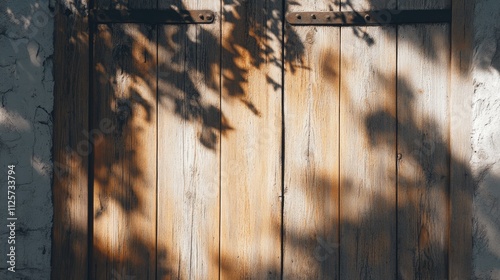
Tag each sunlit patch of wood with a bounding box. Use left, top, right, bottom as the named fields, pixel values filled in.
left=283, top=11, right=341, bottom=275
left=220, top=1, right=284, bottom=278
left=154, top=0, right=221, bottom=278
left=53, top=148, right=90, bottom=274
left=91, top=23, right=158, bottom=278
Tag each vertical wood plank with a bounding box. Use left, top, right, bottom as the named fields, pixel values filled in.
left=92, top=23, right=157, bottom=279
left=284, top=1, right=340, bottom=279
left=339, top=12, right=397, bottom=280
left=220, top=0, right=283, bottom=278
left=396, top=2, right=450, bottom=279
left=397, top=24, right=450, bottom=280
left=52, top=4, right=89, bottom=279
left=156, top=0, right=221, bottom=279
left=450, top=0, right=474, bottom=278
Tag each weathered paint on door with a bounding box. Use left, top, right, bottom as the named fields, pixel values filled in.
left=52, top=0, right=473, bottom=279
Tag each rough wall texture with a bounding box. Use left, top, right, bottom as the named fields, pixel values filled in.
left=472, top=0, right=500, bottom=279
left=0, top=0, right=54, bottom=278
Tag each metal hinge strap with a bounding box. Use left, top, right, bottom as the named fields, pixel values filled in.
left=286, top=9, right=451, bottom=26
left=89, top=9, right=215, bottom=24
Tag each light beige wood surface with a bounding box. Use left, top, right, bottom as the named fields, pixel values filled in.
left=397, top=2, right=451, bottom=279
left=284, top=1, right=340, bottom=279
left=339, top=1, right=397, bottom=277
left=397, top=23, right=450, bottom=279
left=220, top=0, right=283, bottom=278
left=51, top=1, right=474, bottom=278
left=156, top=0, right=221, bottom=279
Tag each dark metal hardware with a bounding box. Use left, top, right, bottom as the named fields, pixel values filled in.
left=90, top=9, right=215, bottom=24
left=286, top=9, right=451, bottom=26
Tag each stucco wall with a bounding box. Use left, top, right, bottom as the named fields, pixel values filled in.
left=472, top=0, right=500, bottom=279
left=0, top=0, right=54, bottom=278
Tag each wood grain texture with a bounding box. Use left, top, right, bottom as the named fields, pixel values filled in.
left=156, top=0, right=221, bottom=279
left=284, top=1, right=340, bottom=279
left=397, top=2, right=451, bottom=279
left=92, top=23, right=157, bottom=279
left=449, top=0, right=474, bottom=278
left=51, top=5, right=89, bottom=279
left=220, top=0, right=283, bottom=278
left=52, top=0, right=473, bottom=278
left=397, top=24, right=450, bottom=280
left=339, top=25, right=397, bottom=279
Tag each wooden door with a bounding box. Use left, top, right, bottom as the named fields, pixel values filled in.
left=91, top=0, right=220, bottom=279
left=89, top=0, right=281, bottom=279
left=284, top=0, right=462, bottom=279
left=53, top=0, right=472, bottom=279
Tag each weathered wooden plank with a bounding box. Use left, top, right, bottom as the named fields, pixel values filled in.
left=397, top=24, right=450, bottom=280
left=396, top=2, right=450, bottom=279
left=449, top=0, right=474, bottom=278
left=283, top=1, right=340, bottom=279
left=156, top=0, right=221, bottom=278
left=339, top=15, right=397, bottom=280
left=220, top=0, right=283, bottom=278
left=51, top=3, right=89, bottom=279
left=92, top=23, right=157, bottom=279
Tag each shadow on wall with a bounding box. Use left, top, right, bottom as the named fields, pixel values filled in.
left=474, top=0, right=500, bottom=75
left=0, top=0, right=55, bottom=278
left=0, top=0, right=495, bottom=278
left=473, top=167, right=500, bottom=280
left=472, top=0, right=500, bottom=278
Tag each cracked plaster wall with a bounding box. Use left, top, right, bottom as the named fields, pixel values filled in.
left=472, top=0, right=500, bottom=279
left=0, top=0, right=54, bottom=278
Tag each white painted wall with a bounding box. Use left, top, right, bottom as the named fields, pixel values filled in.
left=0, top=0, right=54, bottom=278
left=472, top=0, right=500, bottom=279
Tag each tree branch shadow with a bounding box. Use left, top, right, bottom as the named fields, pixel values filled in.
left=26, top=0, right=497, bottom=279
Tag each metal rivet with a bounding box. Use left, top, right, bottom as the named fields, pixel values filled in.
left=206, top=14, right=213, bottom=21
left=296, top=14, right=302, bottom=20
left=326, top=15, right=331, bottom=20
left=397, top=153, right=402, bottom=160
left=199, top=14, right=205, bottom=20
left=364, top=14, right=371, bottom=21
left=311, top=14, right=316, bottom=19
